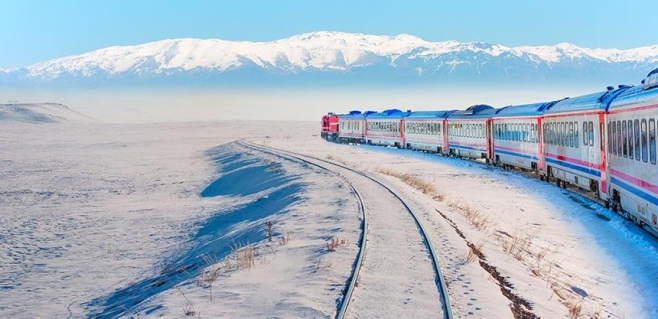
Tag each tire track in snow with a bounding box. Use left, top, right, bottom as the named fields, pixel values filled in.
left=241, top=141, right=452, bottom=319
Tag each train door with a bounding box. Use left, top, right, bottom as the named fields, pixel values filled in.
left=486, top=119, right=494, bottom=160
left=400, top=119, right=406, bottom=148
left=538, top=117, right=545, bottom=172
left=442, top=119, right=449, bottom=154
left=599, top=113, right=608, bottom=196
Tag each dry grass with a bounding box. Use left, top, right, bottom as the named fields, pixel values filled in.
left=502, top=232, right=533, bottom=261
left=177, top=287, right=198, bottom=317
left=197, top=255, right=222, bottom=301
left=567, top=301, right=583, bottom=319
left=279, top=231, right=293, bottom=245
left=265, top=221, right=274, bottom=242
left=326, top=237, right=347, bottom=252
left=447, top=200, right=494, bottom=232
left=326, top=155, right=350, bottom=166
left=465, top=241, right=485, bottom=263
left=232, top=243, right=256, bottom=269
left=377, top=168, right=447, bottom=202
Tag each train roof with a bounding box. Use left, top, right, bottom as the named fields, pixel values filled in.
left=494, top=100, right=563, bottom=117
left=406, top=110, right=456, bottom=119
left=339, top=110, right=376, bottom=119
left=545, top=86, right=632, bottom=114
left=366, top=109, right=412, bottom=120
left=448, top=104, right=497, bottom=119
left=609, top=85, right=653, bottom=110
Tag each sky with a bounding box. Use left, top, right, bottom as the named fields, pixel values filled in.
left=2, top=0, right=658, bottom=68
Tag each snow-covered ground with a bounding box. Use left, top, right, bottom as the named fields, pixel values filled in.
left=265, top=134, right=658, bottom=319
left=1, top=119, right=657, bottom=318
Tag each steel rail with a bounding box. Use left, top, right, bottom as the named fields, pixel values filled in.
left=241, top=141, right=453, bottom=319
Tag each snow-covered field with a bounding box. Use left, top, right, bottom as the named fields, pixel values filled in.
left=1, top=119, right=657, bottom=318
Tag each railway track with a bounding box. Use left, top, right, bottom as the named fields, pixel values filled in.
left=239, top=141, right=453, bottom=319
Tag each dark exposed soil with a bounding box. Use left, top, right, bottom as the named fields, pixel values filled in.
left=436, top=208, right=540, bottom=319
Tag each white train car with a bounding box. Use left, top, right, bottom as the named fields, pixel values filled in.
left=365, top=109, right=410, bottom=147
left=492, top=101, right=561, bottom=173
left=447, top=105, right=496, bottom=160
left=403, top=110, right=455, bottom=153
left=543, top=87, right=630, bottom=197
left=606, top=69, right=658, bottom=231
left=338, top=110, right=373, bottom=144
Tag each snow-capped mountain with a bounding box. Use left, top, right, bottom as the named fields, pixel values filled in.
left=6, top=31, right=658, bottom=84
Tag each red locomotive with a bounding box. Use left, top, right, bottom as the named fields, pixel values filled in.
left=321, top=112, right=339, bottom=141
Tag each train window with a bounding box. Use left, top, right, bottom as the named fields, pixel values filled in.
left=583, top=122, right=587, bottom=146
left=612, top=122, right=617, bottom=155
left=526, top=124, right=530, bottom=142
left=642, top=119, right=648, bottom=163
left=617, top=121, right=622, bottom=156
left=588, top=122, right=594, bottom=146
left=628, top=120, right=634, bottom=158
left=569, top=122, right=580, bottom=147
left=546, top=123, right=553, bottom=145
left=622, top=121, right=628, bottom=157
left=560, top=122, right=564, bottom=146
left=535, top=124, right=539, bottom=143
left=607, top=123, right=612, bottom=153
left=650, top=119, right=656, bottom=165
left=635, top=119, right=641, bottom=160
left=568, top=122, right=573, bottom=147
left=554, top=123, right=559, bottom=145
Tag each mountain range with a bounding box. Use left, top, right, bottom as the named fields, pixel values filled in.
left=2, top=31, right=658, bottom=86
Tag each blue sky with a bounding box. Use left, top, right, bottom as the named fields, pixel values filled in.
left=1, top=0, right=657, bottom=68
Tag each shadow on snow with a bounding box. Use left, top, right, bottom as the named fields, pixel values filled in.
left=86, top=144, right=303, bottom=318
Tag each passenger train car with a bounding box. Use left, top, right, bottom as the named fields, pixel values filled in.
left=337, top=110, right=372, bottom=144
left=446, top=105, right=496, bottom=161
left=402, top=110, right=455, bottom=153
left=606, top=72, right=658, bottom=228
left=492, top=101, right=559, bottom=172
left=321, top=68, right=658, bottom=235
left=365, top=109, right=410, bottom=147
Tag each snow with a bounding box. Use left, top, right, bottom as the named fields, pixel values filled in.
left=21, top=31, right=658, bottom=79
left=0, top=103, right=96, bottom=123
left=1, top=119, right=657, bottom=318
left=264, top=130, right=658, bottom=319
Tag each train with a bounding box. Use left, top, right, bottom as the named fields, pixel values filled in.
left=321, top=68, right=658, bottom=236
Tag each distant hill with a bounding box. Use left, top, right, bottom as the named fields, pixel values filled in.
left=2, top=31, right=657, bottom=86
left=0, top=103, right=96, bottom=123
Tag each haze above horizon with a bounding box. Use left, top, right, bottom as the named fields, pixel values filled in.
left=2, top=0, right=657, bottom=68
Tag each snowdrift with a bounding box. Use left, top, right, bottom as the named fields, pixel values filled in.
left=0, top=103, right=95, bottom=123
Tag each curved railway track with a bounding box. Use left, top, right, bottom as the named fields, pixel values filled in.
left=239, top=141, right=453, bottom=319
